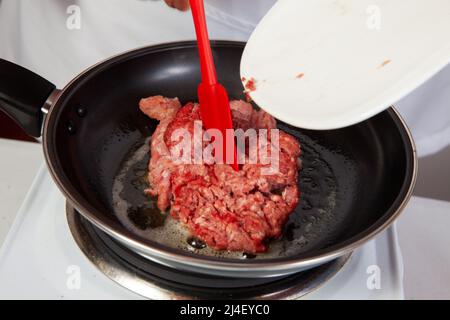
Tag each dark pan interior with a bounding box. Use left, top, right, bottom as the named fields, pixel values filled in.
left=47, top=41, right=414, bottom=261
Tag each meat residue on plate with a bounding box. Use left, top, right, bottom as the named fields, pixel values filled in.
left=243, top=77, right=257, bottom=91
left=378, top=59, right=391, bottom=69
left=242, top=77, right=257, bottom=102
left=139, top=96, right=301, bottom=253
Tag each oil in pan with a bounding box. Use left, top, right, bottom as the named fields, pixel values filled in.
left=112, top=130, right=355, bottom=260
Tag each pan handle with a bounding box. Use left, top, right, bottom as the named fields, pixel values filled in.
left=0, top=59, right=56, bottom=137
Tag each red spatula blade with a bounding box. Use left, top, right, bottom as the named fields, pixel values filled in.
left=198, top=83, right=238, bottom=170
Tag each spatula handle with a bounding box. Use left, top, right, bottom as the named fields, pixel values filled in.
left=189, top=0, right=217, bottom=86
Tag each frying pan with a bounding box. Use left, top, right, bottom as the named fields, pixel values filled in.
left=0, top=41, right=417, bottom=278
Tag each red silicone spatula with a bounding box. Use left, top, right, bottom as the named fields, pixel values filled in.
left=189, top=0, right=238, bottom=170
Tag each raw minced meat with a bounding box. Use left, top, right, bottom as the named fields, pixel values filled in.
left=139, top=95, right=301, bottom=253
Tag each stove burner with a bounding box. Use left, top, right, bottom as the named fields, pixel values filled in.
left=66, top=203, right=351, bottom=299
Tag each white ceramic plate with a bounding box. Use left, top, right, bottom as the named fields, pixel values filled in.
left=241, top=0, right=450, bottom=129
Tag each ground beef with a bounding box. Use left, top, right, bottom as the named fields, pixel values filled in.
left=139, top=95, right=301, bottom=253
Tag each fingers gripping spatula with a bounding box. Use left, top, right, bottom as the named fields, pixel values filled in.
left=189, top=0, right=239, bottom=170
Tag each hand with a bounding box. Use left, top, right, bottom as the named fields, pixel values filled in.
left=164, top=0, right=190, bottom=11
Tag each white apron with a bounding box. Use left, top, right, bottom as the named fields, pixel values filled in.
left=0, top=0, right=449, bottom=157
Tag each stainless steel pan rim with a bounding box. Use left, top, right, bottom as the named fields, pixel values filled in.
left=66, top=203, right=353, bottom=299
left=42, top=41, right=418, bottom=276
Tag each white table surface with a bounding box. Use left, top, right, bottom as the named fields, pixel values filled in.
left=0, top=138, right=449, bottom=299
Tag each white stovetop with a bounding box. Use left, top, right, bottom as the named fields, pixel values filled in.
left=0, top=165, right=404, bottom=299
left=0, top=139, right=42, bottom=246
left=0, top=138, right=449, bottom=299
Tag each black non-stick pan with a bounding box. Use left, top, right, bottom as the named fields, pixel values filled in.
left=0, top=41, right=417, bottom=278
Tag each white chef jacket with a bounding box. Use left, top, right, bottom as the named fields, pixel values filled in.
left=0, top=0, right=449, bottom=157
